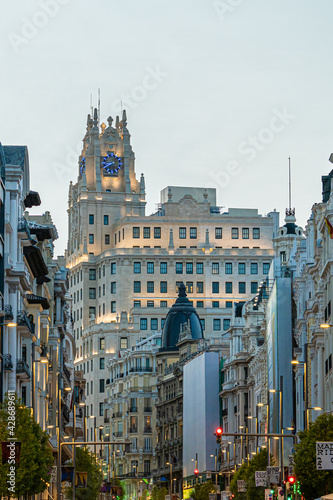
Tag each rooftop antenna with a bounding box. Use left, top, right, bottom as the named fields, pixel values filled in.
left=286, top=156, right=295, bottom=217
left=98, top=88, right=101, bottom=125
left=90, top=93, right=93, bottom=117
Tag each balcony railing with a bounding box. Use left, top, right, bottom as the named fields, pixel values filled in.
left=129, top=386, right=152, bottom=393
left=16, top=359, right=31, bottom=378
left=62, top=404, right=70, bottom=423
left=113, top=412, right=122, bottom=418
left=130, top=367, right=153, bottom=373
left=129, top=427, right=138, bottom=433
left=144, top=407, right=152, bottom=413
left=17, top=310, right=35, bottom=335
left=63, top=364, right=71, bottom=384
left=144, top=427, right=152, bottom=434
left=113, top=432, right=123, bottom=437
left=129, top=407, right=138, bottom=413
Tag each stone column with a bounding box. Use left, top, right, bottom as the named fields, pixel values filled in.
left=8, top=284, right=18, bottom=393
left=10, top=192, right=18, bottom=265
left=317, top=344, right=325, bottom=411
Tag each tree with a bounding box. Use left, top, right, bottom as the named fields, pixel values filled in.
left=65, top=446, right=103, bottom=499
left=230, top=449, right=270, bottom=500
left=294, top=413, right=333, bottom=500
left=190, top=480, right=216, bottom=500
left=0, top=394, right=54, bottom=499
left=151, top=485, right=168, bottom=500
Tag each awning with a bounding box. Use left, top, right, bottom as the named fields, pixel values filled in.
left=23, top=245, right=48, bottom=278
left=25, top=294, right=50, bottom=310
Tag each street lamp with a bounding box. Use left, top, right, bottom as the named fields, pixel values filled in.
left=166, top=461, right=173, bottom=495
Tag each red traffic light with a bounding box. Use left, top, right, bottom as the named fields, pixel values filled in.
left=194, top=469, right=199, bottom=475
left=288, top=476, right=295, bottom=484
left=216, top=428, right=223, bottom=435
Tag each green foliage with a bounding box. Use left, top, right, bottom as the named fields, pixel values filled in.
left=151, top=485, right=168, bottom=500
left=65, top=446, right=103, bottom=499
left=141, top=489, right=149, bottom=500
left=0, top=394, right=54, bottom=499
left=229, top=449, right=270, bottom=500
left=190, top=480, right=216, bottom=500
left=113, top=477, right=125, bottom=500
left=294, top=413, right=333, bottom=499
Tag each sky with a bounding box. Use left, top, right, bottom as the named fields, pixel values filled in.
left=1, top=0, right=333, bottom=255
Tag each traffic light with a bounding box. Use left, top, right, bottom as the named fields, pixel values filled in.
left=194, top=468, right=199, bottom=476
left=287, top=475, right=295, bottom=485
left=215, top=427, right=223, bottom=444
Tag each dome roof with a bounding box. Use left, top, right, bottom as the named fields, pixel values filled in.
left=161, top=283, right=204, bottom=351
left=283, top=222, right=298, bottom=235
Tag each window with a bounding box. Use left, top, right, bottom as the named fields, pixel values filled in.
left=111, top=262, right=116, bottom=274
left=212, top=263, right=219, bottom=274
left=89, top=288, right=96, bottom=299
left=151, top=318, right=158, bottom=330
left=140, top=318, right=148, bottom=330
left=134, top=281, right=141, bottom=293
left=196, top=282, right=204, bottom=293
left=89, top=234, right=94, bottom=244
left=215, top=227, right=222, bottom=239
left=144, top=460, right=151, bottom=474
left=114, top=233, right=117, bottom=245
left=161, top=318, right=165, bottom=329
left=242, top=228, right=249, bottom=239
left=104, top=215, right=109, bottom=225
left=186, top=282, right=193, bottom=293
left=179, top=227, right=186, bottom=239
left=160, top=262, right=167, bottom=274
left=160, top=281, right=167, bottom=293
left=251, top=282, right=258, bottom=294
left=147, top=262, right=154, bottom=274
left=200, top=319, right=205, bottom=330
left=239, top=282, right=246, bottom=294
left=226, top=301, right=233, bottom=308
left=213, top=319, right=221, bottom=331
left=111, top=301, right=116, bottom=313
left=196, top=262, right=203, bottom=274
left=147, top=281, right=154, bottom=293
left=263, top=263, right=270, bottom=274
left=225, top=282, right=233, bottom=294
left=99, top=403, right=104, bottom=417
left=232, top=228, right=239, bottom=239
left=111, top=282, right=116, bottom=294
left=253, top=228, right=260, bottom=239
left=176, top=262, right=183, bottom=274
left=89, top=306, right=96, bottom=317
left=134, top=300, right=141, bottom=308
left=225, top=262, right=233, bottom=274
left=212, top=301, right=219, bottom=308
left=176, top=281, right=182, bottom=292
left=99, top=338, right=105, bottom=350
left=154, top=227, right=161, bottom=239
left=103, top=303, right=106, bottom=314
left=120, top=338, right=128, bottom=349
left=99, top=379, right=105, bottom=393
left=143, top=227, right=150, bottom=238
left=190, top=227, right=197, bottom=239
left=89, top=214, right=94, bottom=224
left=238, top=263, right=246, bottom=274
left=100, top=358, right=105, bottom=369
left=133, top=227, right=140, bottom=238
left=251, top=263, right=258, bottom=274
left=197, top=301, right=204, bottom=308
left=133, top=262, right=141, bottom=274
left=186, top=262, right=193, bottom=274
left=212, top=282, right=219, bottom=294
left=105, top=234, right=110, bottom=245
left=223, top=319, right=231, bottom=330
left=89, top=269, right=96, bottom=280
left=160, top=300, right=167, bottom=307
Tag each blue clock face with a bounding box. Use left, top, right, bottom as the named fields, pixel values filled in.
left=102, top=152, right=123, bottom=175
left=80, top=156, right=86, bottom=174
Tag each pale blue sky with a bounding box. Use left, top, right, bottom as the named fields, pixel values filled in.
left=1, top=0, right=333, bottom=253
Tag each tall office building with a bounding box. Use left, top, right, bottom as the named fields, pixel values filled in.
left=66, top=108, right=279, bottom=440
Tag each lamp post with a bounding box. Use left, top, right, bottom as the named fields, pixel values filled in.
left=258, top=401, right=270, bottom=464
left=268, top=384, right=284, bottom=479
left=210, top=451, right=218, bottom=488
left=166, top=461, right=173, bottom=495
left=291, top=343, right=308, bottom=430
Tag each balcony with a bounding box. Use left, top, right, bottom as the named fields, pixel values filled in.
left=16, top=360, right=31, bottom=379
left=222, top=408, right=228, bottom=417
left=63, top=364, right=71, bottom=384
left=130, top=367, right=153, bottom=373
left=129, top=427, right=138, bottom=434
left=113, top=412, right=122, bottom=418
left=129, top=386, right=152, bottom=393
left=144, top=427, right=152, bottom=434
left=129, top=407, right=138, bottom=413
left=17, top=310, right=35, bottom=337
left=113, top=432, right=123, bottom=437
left=144, top=407, right=152, bottom=413
left=4, top=354, right=13, bottom=372
left=104, top=417, right=110, bottom=424
left=62, top=404, right=70, bottom=423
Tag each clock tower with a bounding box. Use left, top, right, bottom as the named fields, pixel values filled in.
left=67, top=108, right=146, bottom=259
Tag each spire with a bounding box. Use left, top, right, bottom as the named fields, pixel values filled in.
left=122, top=109, right=127, bottom=129
left=285, top=157, right=295, bottom=220
left=140, top=173, right=145, bottom=193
